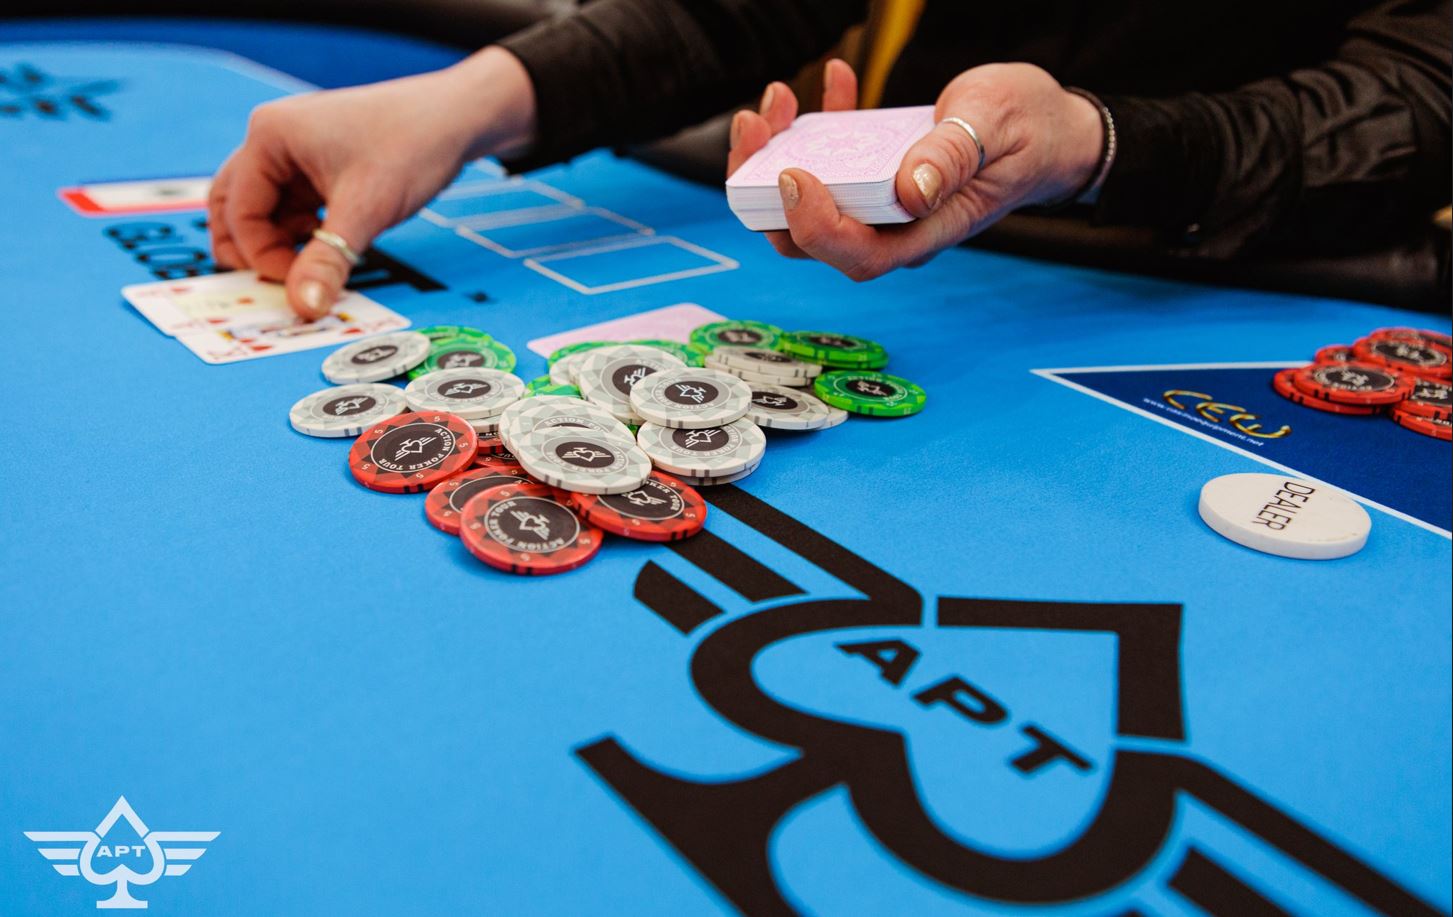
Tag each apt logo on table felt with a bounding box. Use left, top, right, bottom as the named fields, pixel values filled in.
left=574, top=486, right=1444, bottom=916
left=23, top=796, right=218, bottom=909
left=0, top=63, right=121, bottom=120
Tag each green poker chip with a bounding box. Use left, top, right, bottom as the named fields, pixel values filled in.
left=813, top=370, right=926, bottom=418
left=627, top=339, right=707, bottom=367
left=417, top=324, right=491, bottom=344
left=525, top=376, right=582, bottom=399
left=547, top=340, right=616, bottom=366
left=408, top=334, right=517, bottom=379
left=815, top=353, right=890, bottom=370
left=689, top=320, right=783, bottom=352
left=778, top=331, right=888, bottom=368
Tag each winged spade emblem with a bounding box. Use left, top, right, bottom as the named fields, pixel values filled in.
left=577, top=487, right=1443, bottom=916
left=25, top=796, right=218, bottom=908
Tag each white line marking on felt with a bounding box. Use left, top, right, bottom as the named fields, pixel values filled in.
left=425, top=202, right=574, bottom=232
left=523, top=236, right=740, bottom=295
left=1036, top=361, right=1305, bottom=373
left=1032, top=365, right=1452, bottom=540
left=452, top=207, right=651, bottom=259
left=437, top=178, right=582, bottom=207
left=457, top=204, right=643, bottom=235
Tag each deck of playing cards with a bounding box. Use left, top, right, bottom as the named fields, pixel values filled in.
left=726, top=106, right=935, bottom=231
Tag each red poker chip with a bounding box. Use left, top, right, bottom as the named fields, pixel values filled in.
left=1352, top=335, right=1451, bottom=380
left=459, top=481, right=603, bottom=575
left=562, top=470, right=707, bottom=542
left=1272, top=368, right=1381, bottom=415
left=1291, top=362, right=1412, bottom=406
left=1313, top=344, right=1354, bottom=364
left=349, top=411, right=477, bottom=493
left=426, top=466, right=532, bottom=534
left=1390, top=406, right=1452, bottom=440
left=473, top=449, right=520, bottom=469
left=473, top=453, right=525, bottom=474
left=1399, top=376, right=1452, bottom=420
left=1369, top=326, right=1453, bottom=350
left=475, top=430, right=512, bottom=457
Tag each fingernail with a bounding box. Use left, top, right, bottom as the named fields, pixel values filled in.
left=913, top=163, right=943, bottom=211
left=760, top=84, right=775, bottom=115
left=778, top=172, right=800, bottom=210
left=299, top=280, right=329, bottom=317
left=730, top=111, right=745, bottom=147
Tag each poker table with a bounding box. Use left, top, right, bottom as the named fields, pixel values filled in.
left=2, top=23, right=1450, bottom=917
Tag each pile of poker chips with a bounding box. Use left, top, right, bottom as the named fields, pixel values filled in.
left=293, top=325, right=706, bottom=575
left=1272, top=326, right=1451, bottom=440
left=289, top=318, right=926, bottom=576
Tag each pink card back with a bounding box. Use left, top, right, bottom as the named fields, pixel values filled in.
left=726, top=106, right=936, bottom=187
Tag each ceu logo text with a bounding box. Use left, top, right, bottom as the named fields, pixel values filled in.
left=1162, top=389, right=1290, bottom=439
left=24, top=797, right=218, bottom=909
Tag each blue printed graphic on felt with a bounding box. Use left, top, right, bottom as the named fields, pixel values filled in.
left=1048, top=365, right=1450, bottom=533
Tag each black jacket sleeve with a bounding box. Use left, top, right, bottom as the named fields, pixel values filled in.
left=1094, top=0, right=1451, bottom=257
left=497, top=0, right=866, bottom=170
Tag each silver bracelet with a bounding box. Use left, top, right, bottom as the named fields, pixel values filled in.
left=1063, top=87, right=1116, bottom=205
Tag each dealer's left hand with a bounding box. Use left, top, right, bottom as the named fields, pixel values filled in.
left=727, top=59, right=1104, bottom=279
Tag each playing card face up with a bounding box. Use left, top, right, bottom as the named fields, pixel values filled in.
left=122, top=270, right=410, bottom=364
left=726, top=106, right=935, bottom=231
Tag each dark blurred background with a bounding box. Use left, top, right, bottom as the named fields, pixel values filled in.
left=4, top=1, right=1448, bottom=310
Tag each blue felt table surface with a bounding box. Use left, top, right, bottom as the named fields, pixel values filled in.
left=0, top=35, right=1449, bottom=917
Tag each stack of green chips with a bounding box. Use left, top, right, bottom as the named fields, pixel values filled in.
left=776, top=331, right=888, bottom=370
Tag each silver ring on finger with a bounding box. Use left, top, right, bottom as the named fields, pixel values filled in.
left=311, top=228, right=363, bottom=267
left=939, top=116, right=987, bottom=176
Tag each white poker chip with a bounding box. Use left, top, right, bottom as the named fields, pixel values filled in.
left=321, top=331, right=430, bottom=383
left=549, top=348, right=600, bottom=387
left=1197, top=473, right=1371, bottom=560
left=469, top=414, right=503, bottom=433
left=818, top=406, right=849, bottom=429
left=576, top=345, right=686, bottom=423
left=743, top=382, right=846, bottom=430
left=710, top=345, right=821, bottom=379
left=403, top=368, right=524, bottom=419
left=706, top=358, right=811, bottom=387
left=676, top=458, right=761, bottom=487
left=498, top=395, right=636, bottom=454
left=629, top=367, right=753, bottom=429
left=513, top=427, right=652, bottom=495
left=288, top=383, right=407, bottom=438
left=635, top=419, right=766, bottom=478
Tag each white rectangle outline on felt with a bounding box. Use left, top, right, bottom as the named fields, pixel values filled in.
left=1033, top=362, right=1451, bottom=539
left=452, top=207, right=652, bottom=258
left=523, top=235, right=741, bottom=295
left=419, top=178, right=586, bottom=230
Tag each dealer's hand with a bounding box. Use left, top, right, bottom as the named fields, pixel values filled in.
left=727, top=60, right=1103, bottom=279
left=209, top=47, right=536, bottom=319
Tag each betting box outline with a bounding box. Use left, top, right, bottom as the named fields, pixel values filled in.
left=419, top=177, right=585, bottom=230
left=523, top=235, right=740, bottom=295
left=454, top=207, right=653, bottom=258
left=1033, top=362, right=1452, bottom=540
left=420, top=172, right=740, bottom=294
